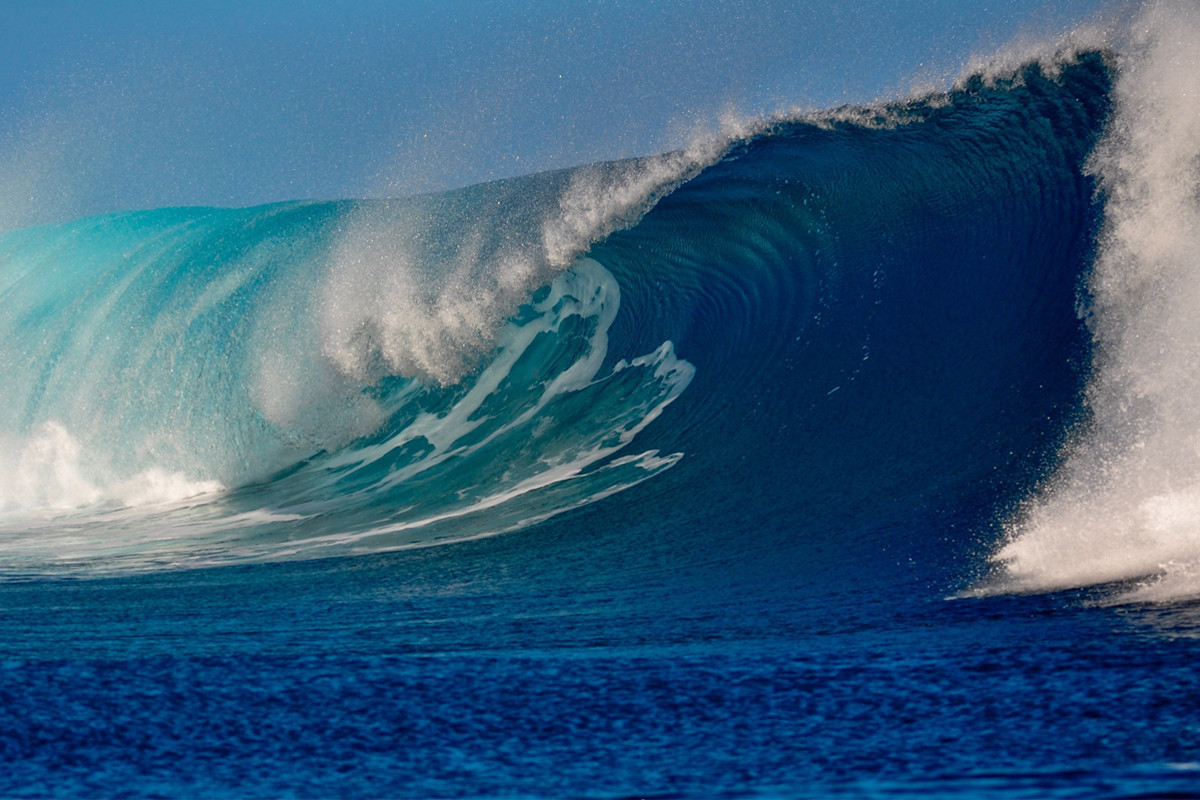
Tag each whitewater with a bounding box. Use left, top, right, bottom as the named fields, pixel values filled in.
left=3, top=2, right=1200, bottom=798
left=978, top=2, right=1200, bottom=604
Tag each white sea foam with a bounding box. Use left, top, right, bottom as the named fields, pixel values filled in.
left=0, top=420, right=223, bottom=517
left=987, top=1, right=1200, bottom=603
left=0, top=421, right=102, bottom=512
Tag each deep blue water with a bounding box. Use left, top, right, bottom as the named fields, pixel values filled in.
left=3, top=45, right=1200, bottom=798
left=3, top=534, right=1200, bottom=797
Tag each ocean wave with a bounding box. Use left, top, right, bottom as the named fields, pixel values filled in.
left=2, top=10, right=1195, bottom=602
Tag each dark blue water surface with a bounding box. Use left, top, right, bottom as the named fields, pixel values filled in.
left=3, top=531, right=1200, bottom=798
left=3, top=53, right=1200, bottom=798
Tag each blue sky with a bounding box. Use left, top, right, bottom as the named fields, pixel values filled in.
left=0, top=0, right=1113, bottom=227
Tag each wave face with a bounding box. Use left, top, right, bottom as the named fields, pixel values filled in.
left=0, top=51, right=1112, bottom=584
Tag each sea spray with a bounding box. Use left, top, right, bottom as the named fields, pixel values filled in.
left=990, top=1, right=1200, bottom=602
left=318, top=128, right=743, bottom=391
left=0, top=421, right=223, bottom=515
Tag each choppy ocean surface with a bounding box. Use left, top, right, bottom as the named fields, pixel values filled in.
left=4, top=4, right=1200, bottom=798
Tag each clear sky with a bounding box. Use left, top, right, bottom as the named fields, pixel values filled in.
left=0, top=0, right=1115, bottom=228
